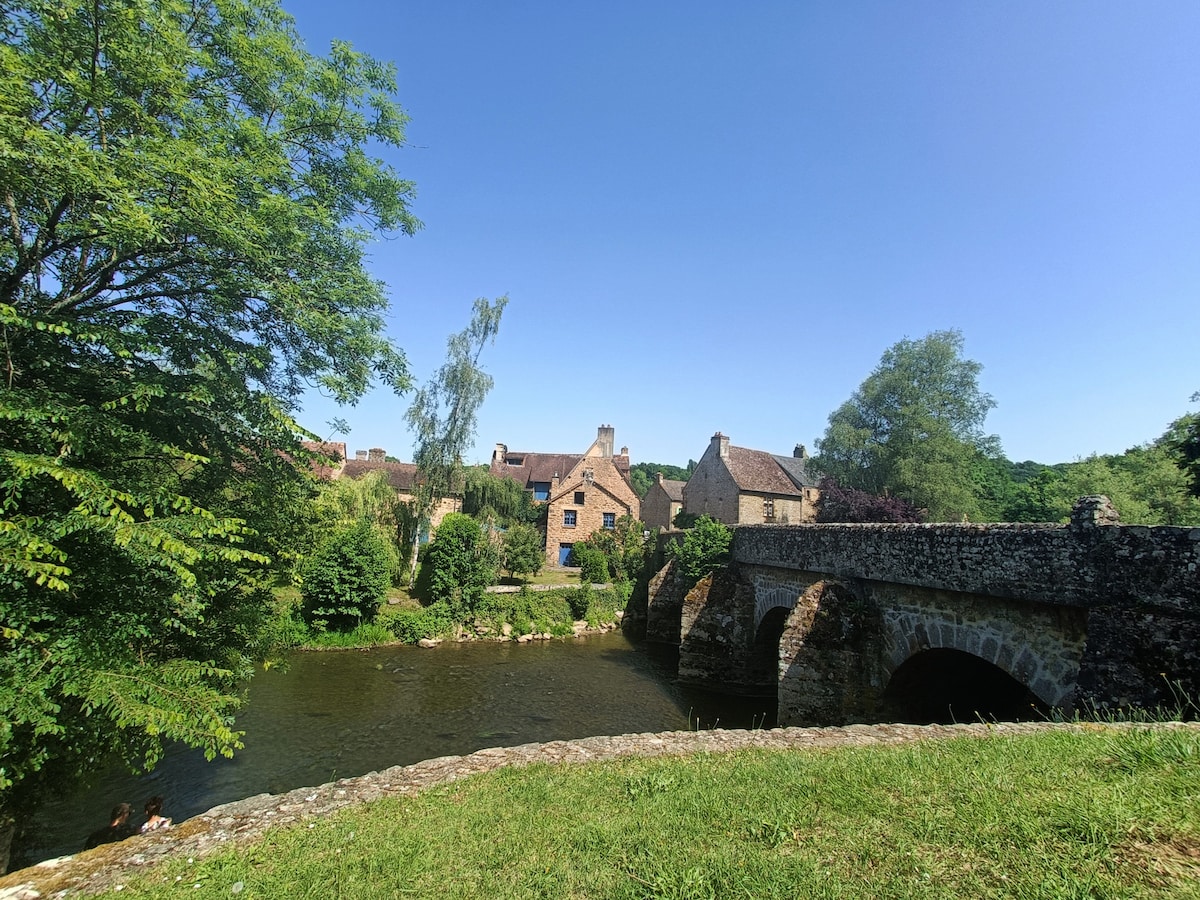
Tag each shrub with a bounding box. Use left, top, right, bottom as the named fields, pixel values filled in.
left=815, top=476, right=923, bottom=523
left=573, top=542, right=609, bottom=584
left=300, top=521, right=392, bottom=632
left=422, top=513, right=499, bottom=618
left=669, top=515, right=732, bottom=587
left=501, top=522, right=544, bottom=580
left=381, top=602, right=457, bottom=643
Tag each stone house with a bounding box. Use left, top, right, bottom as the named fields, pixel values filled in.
left=641, top=473, right=686, bottom=530
left=682, top=432, right=819, bottom=525
left=491, top=425, right=641, bottom=565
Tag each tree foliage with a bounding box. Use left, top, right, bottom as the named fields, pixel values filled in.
left=1169, top=393, right=1200, bottom=498
left=0, top=0, right=416, bottom=854
left=500, top=523, right=543, bottom=581
left=668, top=515, right=732, bottom=587
left=421, top=513, right=498, bottom=618
left=403, top=298, right=506, bottom=581
left=815, top=477, right=923, bottom=523
left=311, top=470, right=403, bottom=583
left=628, top=461, right=695, bottom=499
left=300, top=521, right=392, bottom=632
left=814, top=330, right=998, bottom=521
left=461, top=466, right=538, bottom=525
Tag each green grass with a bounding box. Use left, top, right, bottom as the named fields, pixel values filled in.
left=96, top=727, right=1200, bottom=898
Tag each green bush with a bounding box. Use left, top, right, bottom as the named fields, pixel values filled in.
left=300, top=520, right=393, bottom=632
left=573, top=542, right=609, bottom=584
left=423, top=513, right=499, bottom=617
left=568, top=583, right=591, bottom=620
left=669, top=515, right=732, bottom=587
left=381, top=602, right=457, bottom=643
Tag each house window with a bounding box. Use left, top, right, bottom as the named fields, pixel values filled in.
left=764, top=498, right=775, bottom=522
left=603, top=512, right=615, bottom=529
left=574, top=491, right=585, bottom=505
left=532, top=482, right=550, bottom=501
left=563, top=509, right=577, bottom=527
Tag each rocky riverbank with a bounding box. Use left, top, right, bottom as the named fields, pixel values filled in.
left=3, top=720, right=1193, bottom=898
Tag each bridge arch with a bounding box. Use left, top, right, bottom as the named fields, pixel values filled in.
left=877, top=589, right=1086, bottom=710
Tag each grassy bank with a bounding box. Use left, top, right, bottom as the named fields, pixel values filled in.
left=97, top=727, right=1199, bottom=898
left=272, top=583, right=629, bottom=650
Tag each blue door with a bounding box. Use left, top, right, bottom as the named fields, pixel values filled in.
left=558, top=543, right=573, bottom=565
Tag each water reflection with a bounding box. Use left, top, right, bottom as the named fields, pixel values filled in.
left=28, top=632, right=773, bottom=863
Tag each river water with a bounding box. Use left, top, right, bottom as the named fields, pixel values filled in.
left=26, top=632, right=773, bottom=864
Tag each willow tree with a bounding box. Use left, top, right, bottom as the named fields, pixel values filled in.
left=0, top=0, right=416, bottom=865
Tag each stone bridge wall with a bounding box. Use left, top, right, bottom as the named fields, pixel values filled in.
left=665, top=512, right=1200, bottom=719
left=730, top=519, right=1200, bottom=610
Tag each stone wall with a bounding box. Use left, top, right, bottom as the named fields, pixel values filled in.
left=659, top=510, right=1200, bottom=719
left=731, top=519, right=1200, bottom=610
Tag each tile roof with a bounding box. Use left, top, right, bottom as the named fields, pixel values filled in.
left=342, top=459, right=420, bottom=491
left=490, top=452, right=582, bottom=488
left=658, top=478, right=686, bottom=502
left=724, top=446, right=814, bottom=496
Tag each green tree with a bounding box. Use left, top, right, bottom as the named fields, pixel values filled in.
left=300, top=521, right=392, bottom=632
left=501, top=523, right=544, bottom=581
left=669, top=515, right=732, bottom=588
left=628, top=462, right=695, bottom=499
left=312, top=470, right=403, bottom=583
left=462, top=466, right=538, bottom=525
left=1168, top=393, right=1200, bottom=498
left=572, top=542, right=610, bottom=585
left=421, top=513, right=498, bottom=619
left=814, top=330, right=998, bottom=521
left=0, top=0, right=416, bottom=862
left=403, top=298, right=507, bottom=583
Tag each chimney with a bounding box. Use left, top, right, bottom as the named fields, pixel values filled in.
left=712, top=432, right=729, bottom=459
left=620, top=446, right=628, bottom=456
left=596, top=424, right=615, bottom=457
left=656, top=472, right=664, bottom=484
left=493, top=442, right=507, bottom=464
left=794, top=443, right=808, bottom=459
left=355, top=449, right=368, bottom=461
left=368, top=447, right=385, bottom=462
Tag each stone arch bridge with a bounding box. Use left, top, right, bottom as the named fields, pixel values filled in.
left=641, top=499, right=1200, bottom=725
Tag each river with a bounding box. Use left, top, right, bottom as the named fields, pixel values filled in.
left=25, top=632, right=774, bottom=865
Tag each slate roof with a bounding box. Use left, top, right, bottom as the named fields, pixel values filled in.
left=723, top=446, right=815, bottom=496
left=771, top=454, right=819, bottom=490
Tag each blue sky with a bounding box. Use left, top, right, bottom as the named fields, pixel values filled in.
left=291, top=1, right=1200, bottom=468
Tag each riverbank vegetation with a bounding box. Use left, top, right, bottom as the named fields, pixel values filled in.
left=96, top=727, right=1200, bottom=898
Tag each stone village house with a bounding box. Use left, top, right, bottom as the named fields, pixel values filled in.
left=640, top=472, right=686, bottom=530
left=490, top=425, right=641, bottom=565
left=683, top=432, right=820, bottom=525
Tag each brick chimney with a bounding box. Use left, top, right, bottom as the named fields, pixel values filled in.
left=656, top=472, right=665, bottom=484
left=711, top=432, right=729, bottom=459
left=794, top=443, right=808, bottom=459
left=368, top=447, right=385, bottom=462
left=355, top=449, right=368, bottom=461
left=493, top=443, right=507, bottom=464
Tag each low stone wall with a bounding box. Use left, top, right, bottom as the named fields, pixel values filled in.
left=5, top=721, right=1195, bottom=898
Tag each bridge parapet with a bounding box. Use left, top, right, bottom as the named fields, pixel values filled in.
left=731, top=520, right=1200, bottom=611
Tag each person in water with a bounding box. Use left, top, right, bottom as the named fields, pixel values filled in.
left=83, top=802, right=136, bottom=850
left=139, top=796, right=172, bottom=833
